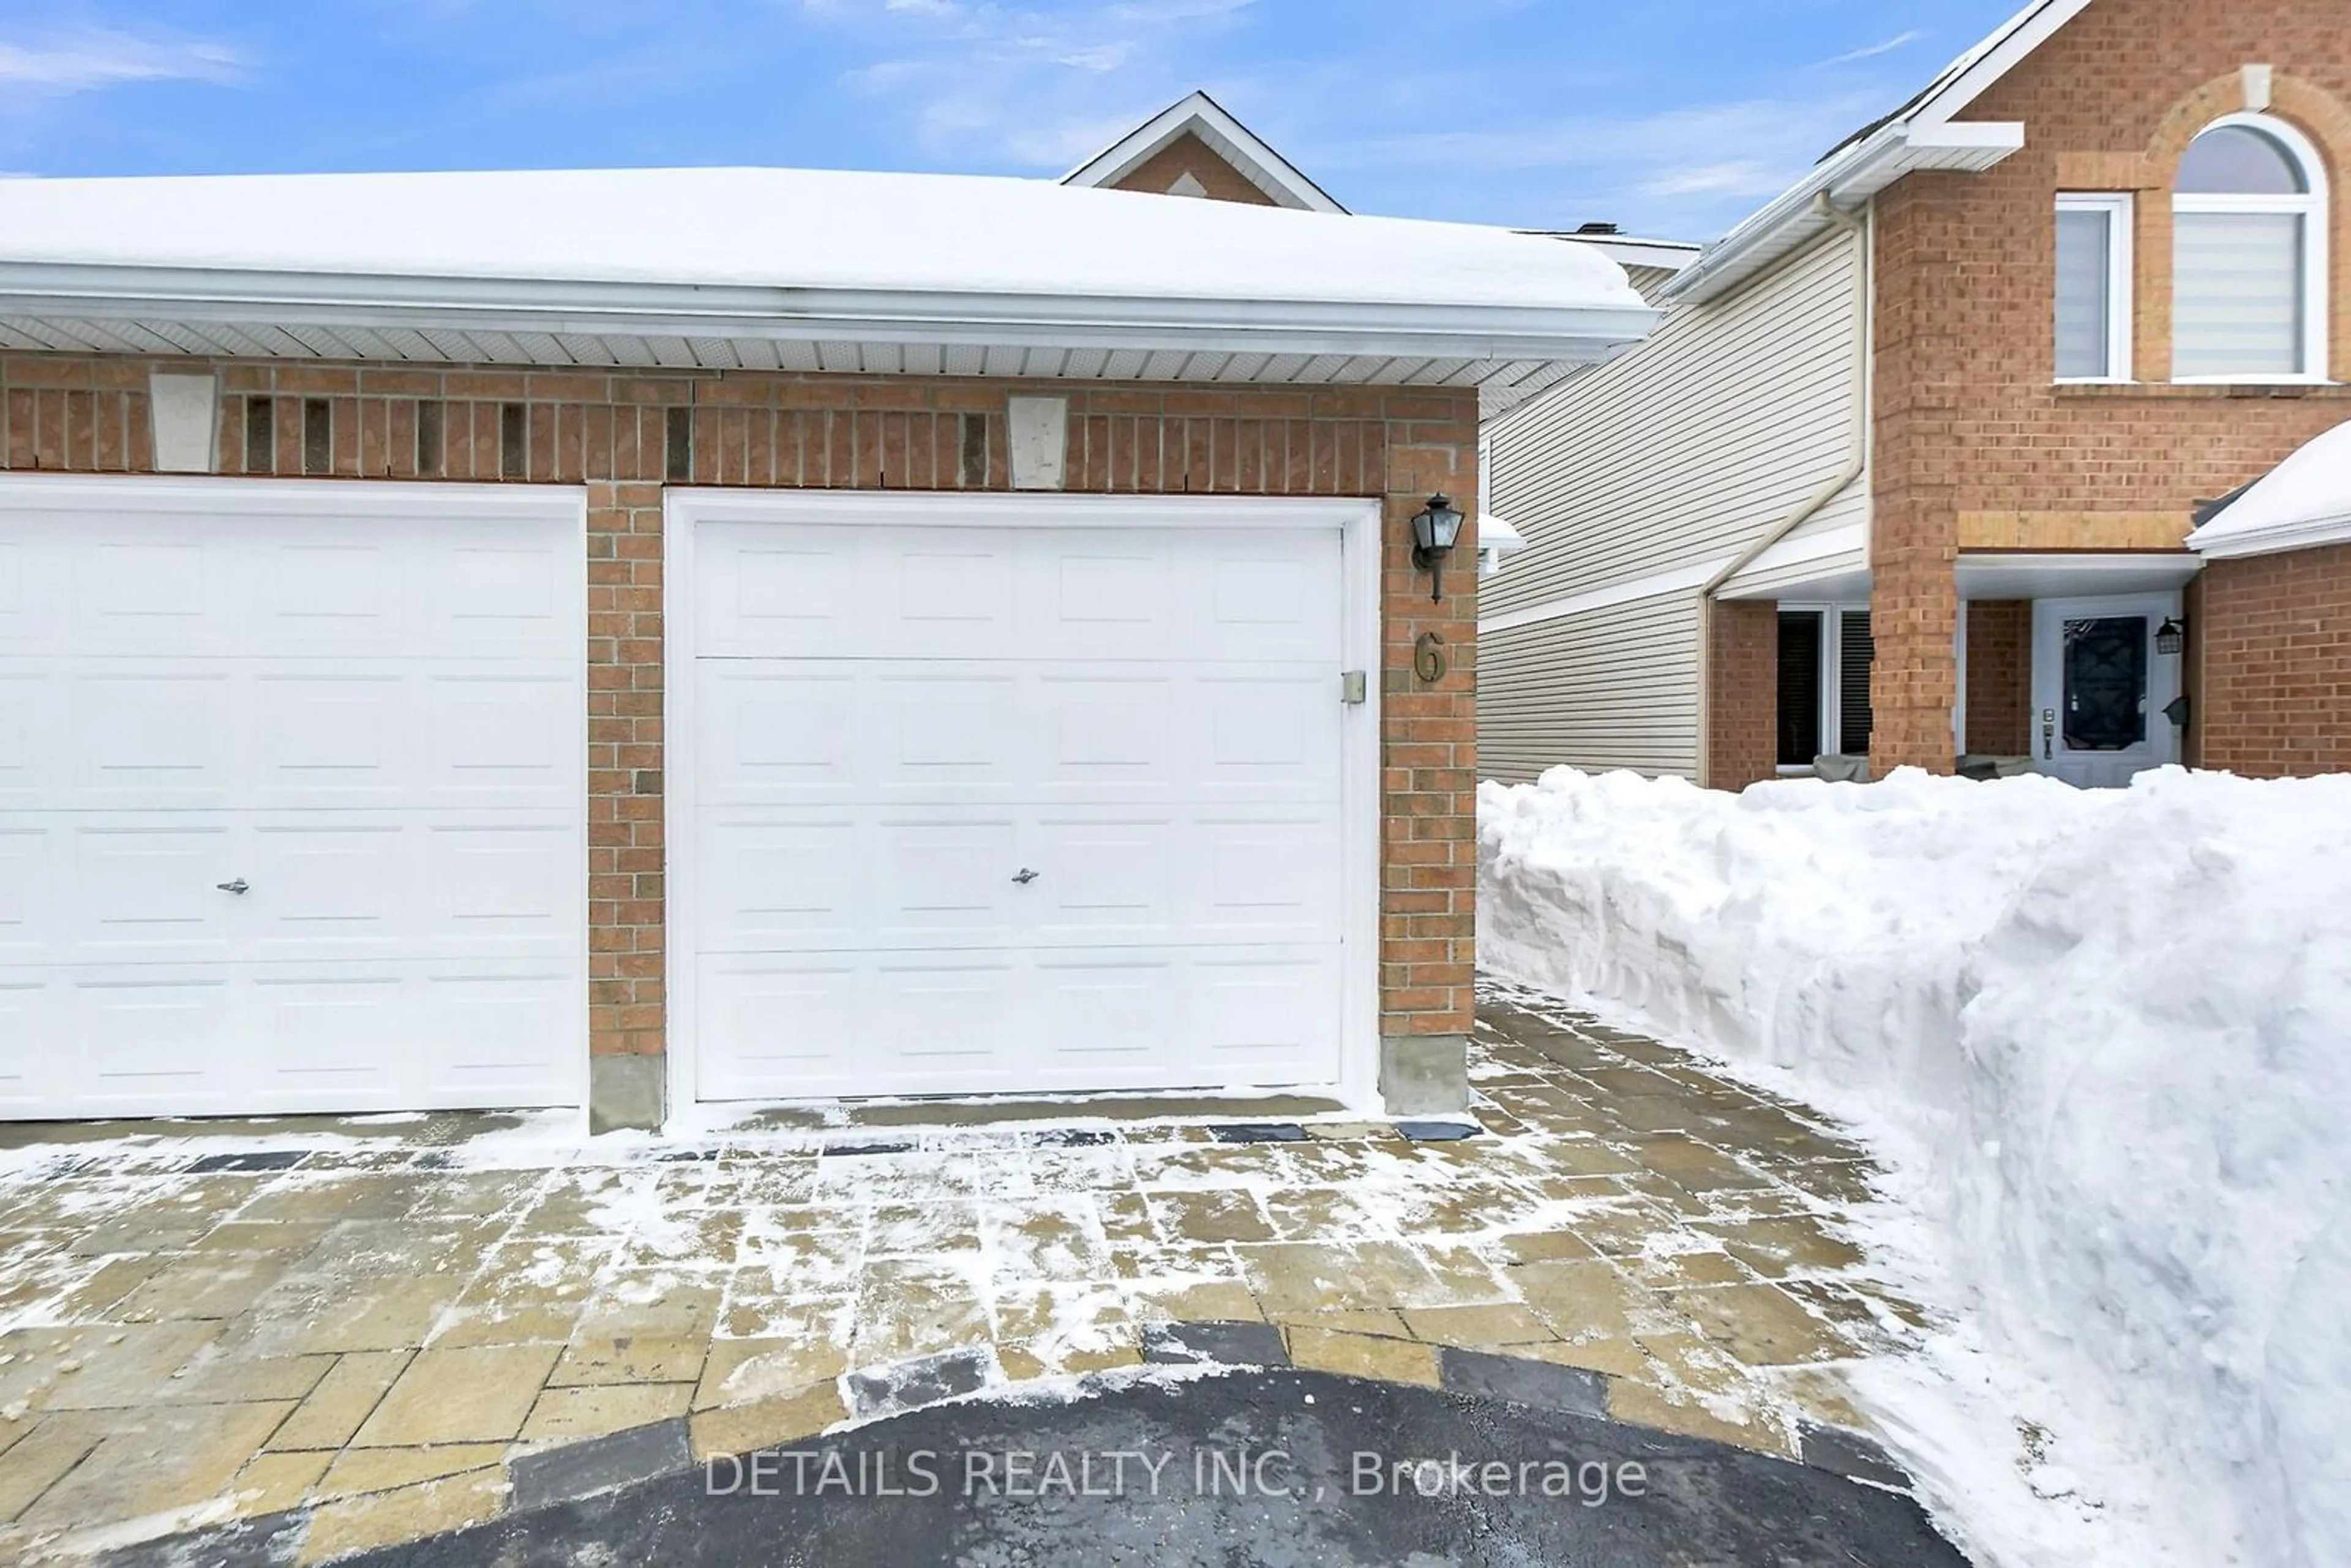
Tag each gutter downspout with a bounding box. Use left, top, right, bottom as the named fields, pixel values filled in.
left=1695, top=192, right=1872, bottom=786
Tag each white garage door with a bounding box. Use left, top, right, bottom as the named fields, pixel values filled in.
left=0, top=479, right=586, bottom=1120
left=687, top=506, right=1352, bottom=1101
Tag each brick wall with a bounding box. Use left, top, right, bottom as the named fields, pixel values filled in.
left=1867, top=0, right=2351, bottom=776
left=1704, top=599, right=1778, bottom=790
left=2194, top=542, right=2351, bottom=776
left=1107, top=133, right=1278, bottom=206
left=0, top=356, right=1479, bottom=1060
left=1964, top=600, right=2033, bottom=757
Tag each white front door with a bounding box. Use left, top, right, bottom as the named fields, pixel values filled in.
left=680, top=500, right=1359, bottom=1103
left=2029, top=593, right=2183, bottom=788
left=0, top=478, right=587, bottom=1119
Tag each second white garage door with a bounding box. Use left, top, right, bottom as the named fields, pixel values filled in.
left=0, top=478, right=587, bottom=1120
left=683, top=499, right=1356, bottom=1102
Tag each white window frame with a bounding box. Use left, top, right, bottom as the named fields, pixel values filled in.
left=2172, top=111, right=2332, bottom=386
left=2055, top=192, right=2135, bottom=383
left=1774, top=601, right=1872, bottom=775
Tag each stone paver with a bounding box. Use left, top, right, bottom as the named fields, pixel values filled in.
left=0, top=978, right=1929, bottom=1562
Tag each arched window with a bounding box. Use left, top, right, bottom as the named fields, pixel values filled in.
left=2173, top=114, right=2329, bottom=381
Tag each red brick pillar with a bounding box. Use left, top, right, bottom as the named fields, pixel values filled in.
left=1704, top=598, right=1779, bottom=790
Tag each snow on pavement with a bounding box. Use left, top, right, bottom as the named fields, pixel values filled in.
left=1479, top=763, right=2351, bottom=1568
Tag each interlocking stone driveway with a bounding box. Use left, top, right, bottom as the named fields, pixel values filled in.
left=0, top=982, right=1930, bottom=1564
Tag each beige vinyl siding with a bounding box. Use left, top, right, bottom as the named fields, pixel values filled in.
left=1478, top=591, right=1700, bottom=783
left=1482, top=225, right=1867, bottom=621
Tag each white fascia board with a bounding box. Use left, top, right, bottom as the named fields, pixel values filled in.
left=0, top=262, right=1655, bottom=365
left=1906, top=0, right=2094, bottom=131
left=2188, top=512, right=2351, bottom=560
left=1062, top=92, right=1346, bottom=214
left=1662, top=121, right=2023, bottom=306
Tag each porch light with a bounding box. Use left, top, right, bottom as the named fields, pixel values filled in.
left=1411, top=492, right=1465, bottom=602
left=2156, top=617, right=2186, bottom=655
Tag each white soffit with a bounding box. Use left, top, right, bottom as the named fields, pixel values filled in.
left=0, top=165, right=1653, bottom=415
left=1957, top=552, right=2203, bottom=598
left=2187, top=418, right=2351, bottom=559
left=1062, top=90, right=1347, bottom=214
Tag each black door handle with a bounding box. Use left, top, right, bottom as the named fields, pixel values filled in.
left=1011, top=868, right=1040, bottom=885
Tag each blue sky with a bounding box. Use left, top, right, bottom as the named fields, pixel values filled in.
left=0, top=1, right=2028, bottom=241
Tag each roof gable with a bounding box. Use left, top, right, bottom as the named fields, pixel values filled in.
left=1062, top=91, right=1346, bottom=214
left=1666, top=0, right=2096, bottom=304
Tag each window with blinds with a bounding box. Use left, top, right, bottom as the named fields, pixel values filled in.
left=2056, top=200, right=2127, bottom=380
left=1777, top=613, right=1822, bottom=767
left=2173, top=212, right=2304, bottom=378
left=2172, top=118, right=2325, bottom=381
left=1775, top=609, right=1872, bottom=767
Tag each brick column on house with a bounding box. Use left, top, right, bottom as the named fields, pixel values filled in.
left=1704, top=598, right=1779, bottom=790
left=1378, top=401, right=1479, bottom=1112
left=1867, top=176, right=1965, bottom=778
left=1963, top=601, right=2033, bottom=757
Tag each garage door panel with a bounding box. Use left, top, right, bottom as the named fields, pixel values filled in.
left=1190, top=816, right=1343, bottom=941
left=82, top=536, right=233, bottom=653
left=697, top=958, right=860, bottom=1100
left=1194, top=951, right=1343, bottom=1080
left=72, top=822, right=239, bottom=962
left=3, top=484, right=587, bottom=1120
left=699, top=666, right=858, bottom=800
left=1194, top=672, right=1342, bottom=797
left=424, top=673, right=577, bottom=805
left=869, top=958, right=1021, bottom=1082
left=881, top=536, right=1018, bottom=659
left=0, top=978, right=43, bottom=1109
left=1035, top=960, right=1177, bottom=1085
left=697, top=816, right=861, bottom=948
left=256, top=539, right=403, bottom=653
left=425, top=825, right=579, bottom=951
left=73, top=672, right=238, bottom=807
left=429, top=539, right=572, bottom=651
left=426, top=969, right=577, bottom=1095
left=247, top=822, right=408, bottom=958
left=880, top=673, right=1021, bottom=789
left=1034, top=540, right=1178, bottom=659
left=253, top=673, right=409, bottom=804
left=694, top=524, right=860, bottom=659
left=255, top=974, right=406, bottom=1093
left=0, top=826, right=47, bottom=962
left=0, top=670, right=46, bottom=802
left=72, top=973, right=240, bottom=1110
left=1204, top=539, right=1343, bottom=662
left=876, top=816, right=1023, bottom=944
left=1039, top=674, right=1174, bottom=792
left=1030, top=816, right=1175, bottom=941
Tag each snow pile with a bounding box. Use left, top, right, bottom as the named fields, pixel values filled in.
left=1479, top=765, right=2351, bottom=1568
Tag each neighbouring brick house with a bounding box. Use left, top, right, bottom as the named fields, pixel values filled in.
left=1480, top=0, right=2351, bottom=790
left=0, top=152, right=1654, bottom=1130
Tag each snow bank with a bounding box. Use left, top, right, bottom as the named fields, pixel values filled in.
left=1479, top=765, right=2351, bottom=1568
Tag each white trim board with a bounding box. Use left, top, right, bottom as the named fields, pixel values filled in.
left=1062, top=91, right=1347, bottom=214
left=661, top=489, right=1386, bottom=1121
left=1480, top=523, right=1869, bottom=634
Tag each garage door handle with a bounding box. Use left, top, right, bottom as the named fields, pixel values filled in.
left=1011, top=868, right=1040, bottom=885
left=216, top=878, right=251, bottom=896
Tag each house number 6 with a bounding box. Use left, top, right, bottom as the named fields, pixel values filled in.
left=1413, top=631, right=1448, bottom=684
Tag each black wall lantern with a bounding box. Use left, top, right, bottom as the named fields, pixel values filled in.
left=1411, top=492, right=1465, bottom=602
left=2156, top=616, right=2186, bottom=656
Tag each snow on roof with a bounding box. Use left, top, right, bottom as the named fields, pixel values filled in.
left=2187, top=419, right=2351, bottom=560
left=0, top=164, right=1632, bottom=313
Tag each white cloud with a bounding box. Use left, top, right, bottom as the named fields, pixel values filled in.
left=1812, top=29, right=1924, bottom=69
left=0, top=26, right=243, bottom=94
left=800, top=0, right=1262, bottom=168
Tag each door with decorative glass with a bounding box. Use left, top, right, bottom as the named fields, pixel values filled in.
left=2028, top=594, right=2182, bottom=787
